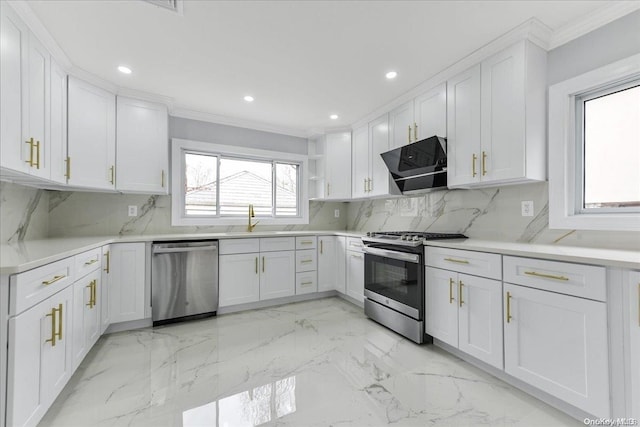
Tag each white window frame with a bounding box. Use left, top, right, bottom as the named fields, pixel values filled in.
left=548, top=53, right=640, bottom=231
left=171, top=138, right=309, bottom=226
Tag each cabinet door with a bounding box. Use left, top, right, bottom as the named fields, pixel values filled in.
left=325, top=132, right=351, bottom=199
left=219, top=253, right=260, bottom=307
left=480, top=42, right=526, bottom=182
left=317, top=236, right=336, bottom=292
left=424, top=267, right=458, bottom=347
left=72, top=271, right=100, bottom=370
left=100, top=245, right=111, bottom=334
left=109, top=243, right=146, bottom=323
left=629, top=271, right=640, bottom=418
left=351, top=125, right=369, bottom=198
left=504, top=284, right=610, bottom=417
left=85, top=271, right=101, bottom=349
left=369, top=113, right=392, bottom=197
left=67, top=77, right=116, bottom=190
left=414, top=82, right=447, bottom=140
left=24, top=32, right=50, bottom=179
left=0, top=3, right=29, bottom=174
left=458, top=274, right=503, bottom=369
left=49, top=58, right=67, bottom=184
left=116, top=97, right=168, bottom=194
left=335, top=236, right=347, bottom=294
left=7, top=286, right=72, bottom=427
left=346, top=251, right=364, bottom=302
left=447, top=64, right=481, bottom=187
left=389, top=100, right=414, bottom=149
left=260, top=251, right=295, bottom=300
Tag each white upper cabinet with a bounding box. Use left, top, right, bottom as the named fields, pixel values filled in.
left=447, top=40, right=546, bottom=188
left=116, top=97, right=168, bottom=194
left=351, top=124, right=369, bottom=199
left=389, top=83, right=447, bottom=150
left=49, top=58, right=68, bottom=184
left=67, top=76, right=116, bottom=190
left=322, top=132, right=351, bottom=200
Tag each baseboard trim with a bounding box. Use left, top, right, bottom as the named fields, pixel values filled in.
left=105, top=318, right=152, bottom=334
left=217, top=291, right=339, bottom=315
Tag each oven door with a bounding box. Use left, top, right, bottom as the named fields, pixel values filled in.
left=363, top=246, right=423, bottom=321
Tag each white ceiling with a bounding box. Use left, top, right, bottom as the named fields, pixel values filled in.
left=28, top=0, right=616, bottom=135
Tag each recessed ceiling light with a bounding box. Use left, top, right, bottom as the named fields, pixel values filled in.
left=118, top=65, right=132, bottom=75
left=385, top=71, right=398, bottom=80
left=244, top=95, right=254, bottom=102
left=329, top=114, right=339, bottom=120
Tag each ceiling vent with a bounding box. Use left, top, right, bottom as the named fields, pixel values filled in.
left=142, top=0, right=183, bottom=14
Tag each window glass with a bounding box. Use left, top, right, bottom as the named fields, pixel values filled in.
left=184, top=152, right=217, bottom=216
left=582, top=84, right=640, bottom=210
left=219, top=158, right=273, bottom=216
left=275, top=163, right=298, bottom=216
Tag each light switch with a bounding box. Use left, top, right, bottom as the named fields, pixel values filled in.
left=521, top=201, right=534, bottom=217
left=128, top=205, right=138, bottom=217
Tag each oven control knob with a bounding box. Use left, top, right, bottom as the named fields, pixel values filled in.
left=401, top=235, right=407, bottom=240
left=413, top=235, right=420, bottom=241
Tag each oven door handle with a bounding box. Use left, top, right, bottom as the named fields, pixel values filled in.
left=363, top=247, right=420, bottom=264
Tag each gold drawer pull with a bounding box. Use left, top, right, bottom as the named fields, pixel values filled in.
left=300, top=241, right=313, bottom=245
left=444, top=257, right=469, bottom=264
left=42, top=275, right=66, bottom=286
left=524, top=271, right=569, bottom=281
left=300, top=259, right=313, bottom=264
left=84, top=259, right=98, bottom=266
left=300, top=281, right=313, bottom=286
left=351, top=254, right=363, bottom=259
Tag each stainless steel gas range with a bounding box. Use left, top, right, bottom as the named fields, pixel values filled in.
left=362, top=231, right=467, bottom=344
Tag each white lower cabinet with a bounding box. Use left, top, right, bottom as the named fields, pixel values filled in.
left=260, top=251, right=295, bottom=300
left=6, top=286, right=73, bottom=427
left=100, top=245, right=111, bottom=334
left=628, top=271, right=640, bottom=418
left=109, top=243, right=146, bottom=324
left=346, top=250, right=364, bottom=303
left=219, top=253, right=260, bottom=307
left=425, top=266, right=503, bottom=369
left=316, top=235, right=346, bottom=293
left=71, top=270, right=100, bottom=371
left=503, top=283, right=610, bottom=417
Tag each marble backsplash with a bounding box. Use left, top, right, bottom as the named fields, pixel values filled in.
left=346, top=181, right=640, bottom=251
left=0, top=182, right=49, bottom=244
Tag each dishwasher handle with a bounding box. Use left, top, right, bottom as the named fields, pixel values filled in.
left=153, top=245, right=218, bottom=254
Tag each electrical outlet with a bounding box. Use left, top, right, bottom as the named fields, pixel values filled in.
left=521, top=201, right=534, bottom=217
left=128, top=205, right=138, bottom=217
left=334, top=209, right=340, bottom=218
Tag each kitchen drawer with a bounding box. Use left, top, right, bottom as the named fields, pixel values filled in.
left=260, top=237, right=295, bottom=252
left=9, top=257, right=75, bottom=316
left=295, top=236, right=317, bottom=250
left=426, top=247, right=502, bottom=280
left=296, top=271, right=317, bottom=295
left=74, top=248, right=102, bottom=279
left=503, top=256, right=606, bottom=301
left=219, top=238, right=259, bottom=255
left=346, top=237, right=364, bottom=253
left=296, top=250, right=317, bottom=272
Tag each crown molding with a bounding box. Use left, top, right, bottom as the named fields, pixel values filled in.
left=549, top=1, right=640, bottom=50
left=170, top=107, right=308, bottom=139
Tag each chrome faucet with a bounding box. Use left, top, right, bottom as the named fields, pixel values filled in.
left=247, top=204, right=259, bottom=232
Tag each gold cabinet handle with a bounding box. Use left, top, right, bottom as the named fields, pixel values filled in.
left=320, top=240, right=323, bottom=254
left=300, top=240, right=313, bottom=245
left=408, top=125, right=412, bottom=143
left=161, top=170, right=165, bottom=188
left=327, top=183, right=330, bottom=196
left=92, top=280, right=97, bottom=306
left=449, top=278, right=455, bottom=304
left=56, top=303, right=63, bottom=340
left=109, top=165, right=115, bottom=185
left=42, top=275, right=66, bottom=286
left=524, top=271, right=569, bottom=281
left=262, top=256, right=265, bottom=273
left=35, top=140, right=41, bottom=169
left=482, top=151, right=487, bottom=176
left=506, top=291, right=513, bottom=323
left=255, top=257, right=258, bottom=274
left=86, top=282, right=94, bottom=308
left=368, top=178, right=372, bottom=192
left=301, top=281, right=313, bottom=286
left=64, top=156, right=71, bottom=180
left=45, top=308, right=57, bottom=346
left=444, top=257, right=469, bottom=264
left=413, top=123, right=418, bottom=141
left=84, top=258, right=98, bottom=266
left=104, top=251, right=110, bottom=273
left=351, top=254, right=363, bottom=259
left=472, top=153, right=477, bottom=177
left=458, top=280, right=464, bottom=307
left=363, top=178, right=367, bottom=193
left=300, top=259, right=313, bottom=264
left=25, top=138, right=35, bottom=167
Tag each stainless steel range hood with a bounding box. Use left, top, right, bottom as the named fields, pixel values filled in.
left=380, top=136, right=447, bottom=194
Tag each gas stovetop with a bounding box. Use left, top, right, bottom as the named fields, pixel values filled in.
left=362, top=231, right=467, bottom=247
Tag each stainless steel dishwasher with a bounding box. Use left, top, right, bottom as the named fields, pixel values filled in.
left=151, top=240, right=219, bottom=326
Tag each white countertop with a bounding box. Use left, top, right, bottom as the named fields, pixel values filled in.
left=425, top=239, right=640, bottom=270
left=0, top=231, right=364, bottom=275
left=2, top=232, right=638, bottom=275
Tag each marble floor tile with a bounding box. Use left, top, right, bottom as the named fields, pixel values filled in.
left=39, top=297, right=580, bottom=426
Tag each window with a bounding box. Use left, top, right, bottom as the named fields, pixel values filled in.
left=548, top=54, right=640, bottom=231
left=172, top=139, right=308, bottom=226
